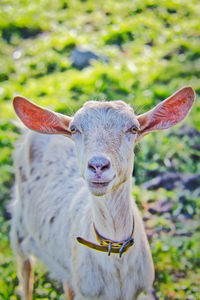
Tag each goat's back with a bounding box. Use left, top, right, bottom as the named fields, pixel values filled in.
left=14, top=130, right=83, bottom=207
left=11, top=131, right=88, bottom=279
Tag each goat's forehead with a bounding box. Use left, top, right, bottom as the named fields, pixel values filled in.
left=72, top=100, right=137, bottom=130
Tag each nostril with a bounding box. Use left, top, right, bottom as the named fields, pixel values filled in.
left=88, top=162, right=96, bottom=172
left=88, top=156, right=111, bottom=173
left=101, top=160, right=110, bottom=171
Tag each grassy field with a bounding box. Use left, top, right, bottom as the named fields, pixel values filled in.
left=0, top=0, right=200, bottom=299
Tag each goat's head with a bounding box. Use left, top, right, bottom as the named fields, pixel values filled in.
left=69, top=100, right=139, bottom=195
left=13, top=86, right=195, bottom=196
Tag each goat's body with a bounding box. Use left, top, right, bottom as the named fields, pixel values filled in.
left=11, top=87, right=195, bottom=299
left=11, top=131, right=154, bottom=299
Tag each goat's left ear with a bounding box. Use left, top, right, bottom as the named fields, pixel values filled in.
left=13, top=96, right=72, bottom=136
left=136, top=86, right=195, bottom=142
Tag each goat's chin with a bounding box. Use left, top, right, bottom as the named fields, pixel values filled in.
left=90, top=190, right=108, bottom=196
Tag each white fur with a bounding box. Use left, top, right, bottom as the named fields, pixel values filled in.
left=10, top=100, right=154, bottom=300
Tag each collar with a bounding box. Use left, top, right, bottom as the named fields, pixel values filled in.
left=76, top=218, right=135, bottom=258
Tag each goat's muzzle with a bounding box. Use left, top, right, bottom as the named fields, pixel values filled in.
left=88, top=156, right=111, bottom=176
left=86, top=156, right=115, bottom=196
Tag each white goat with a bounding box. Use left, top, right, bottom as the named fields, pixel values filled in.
left=10, top=86, right=195, bottom=300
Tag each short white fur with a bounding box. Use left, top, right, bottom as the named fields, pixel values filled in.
left=10, top=86, right=195, bottom=300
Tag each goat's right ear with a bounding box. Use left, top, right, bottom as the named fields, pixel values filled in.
left=13, top=96, right=72, bottom=136
left=136, top=86, right=195, bottom=142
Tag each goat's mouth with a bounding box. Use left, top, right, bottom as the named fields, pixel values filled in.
left=89, top=181, right=110, bottom=188
left=88, top=175, right=116, bottom=195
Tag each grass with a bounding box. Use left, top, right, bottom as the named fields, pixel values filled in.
left=0, top=0, right=200, bottom=299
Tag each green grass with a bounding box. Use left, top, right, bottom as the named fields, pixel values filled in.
left=0, top=0, right=200, bottom=299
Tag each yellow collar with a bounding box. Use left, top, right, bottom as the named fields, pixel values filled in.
left=76, top=219, right=135, bottom=258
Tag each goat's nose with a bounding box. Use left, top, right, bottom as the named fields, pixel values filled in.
left=88, top=156, right=111, bottom=173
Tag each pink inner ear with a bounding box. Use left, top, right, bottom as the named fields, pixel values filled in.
left=13, top=96, right=72, bottom=135
left=137, top=86, right=195, bottom=136
left=149, top=86, right=195, bottom=130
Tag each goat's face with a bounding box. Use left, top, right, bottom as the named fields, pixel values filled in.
left=70, top=101, right=140, bottom=196
left=13, top=87, right=195, bottom=197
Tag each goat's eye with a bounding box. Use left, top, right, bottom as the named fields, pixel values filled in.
left=70, top=125, right=78, bottom=134
left=129, top=125, right=139, bottom=134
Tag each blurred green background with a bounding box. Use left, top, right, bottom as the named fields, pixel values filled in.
left=0, top=0, right=200, bottom=299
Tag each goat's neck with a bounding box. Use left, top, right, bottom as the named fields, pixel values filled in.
left=91, top=179, right=133, bottom=241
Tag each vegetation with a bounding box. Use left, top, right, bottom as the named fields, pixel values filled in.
left=0, top=0, right=200, bottom=299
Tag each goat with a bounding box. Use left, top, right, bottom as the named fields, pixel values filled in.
left=10, top=86, right=195, bottom=300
